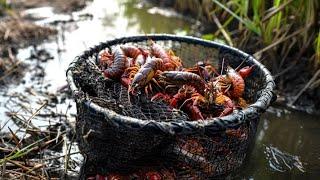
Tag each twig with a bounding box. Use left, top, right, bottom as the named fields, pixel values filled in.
left=290, top=69, right=320, bottom=105
left=211, top=13, right=233, bottom=46
left=309, top=78, right=320, bottom=89
left=8, top=127, right=21, bottom=149
left=0, top=60, right=23, bottom=82
left=4, top=169, right=43, bottom=180
left=4, top=101, right=48, bottom=160
left=254, top=25, right=310, bottom=57
left=42, top=151, right=80, bottom=161
left=25, top=100, right=48, bottom=127
left=6, top=159, right=35, bottom=175
left=64, top=133, right=76, bottom=175
left=262, top=0, right=294, bottom=22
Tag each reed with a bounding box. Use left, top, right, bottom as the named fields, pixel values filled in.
left=174, top=0, right=319, bottom=73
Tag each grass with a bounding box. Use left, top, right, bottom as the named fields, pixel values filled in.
left=175, top=0, right=319, bottom=71
left=172, top=0, right=320, bottom=107
left=0, top=0, right=11, bottom=15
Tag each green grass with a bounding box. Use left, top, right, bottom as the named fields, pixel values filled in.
left=0, top=0, right=11, bottom=15
left=175, top=0, right=319, bottom=73
left=315, top=31, right=320, bottom=67
left=0, top=138, right=45, bottom=165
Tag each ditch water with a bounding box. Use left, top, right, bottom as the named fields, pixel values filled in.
left=0, top=0, right=319, bottom=179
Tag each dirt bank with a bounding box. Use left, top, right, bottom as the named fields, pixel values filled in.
left=0, top=0, right=92, bottom=84
left=0, top=18, right=57, bottom=52
left=11, top=0, right=90, bottom=13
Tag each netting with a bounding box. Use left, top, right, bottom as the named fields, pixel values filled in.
left=67, top=34, right=275, bottom=179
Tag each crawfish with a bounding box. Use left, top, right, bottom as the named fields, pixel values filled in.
left=225, top=66, right=247, bottom=98
left=103, top=46, right=127, bottom=79
left=98, top=48, right=113, bottom=70
left=171, top=86, right=205, bottom=120
left=159, top=71, right=206, bottom=95
left=121, top=45, right=149, bottom=66
left=183, top=101, right=204, bottom=120
left=120, top=66, right=140, bottom=88
left=144, top=171, right=162, bottom=180
left=151, top=92, right=172, bottom=103
left=234, top=97, right=248, bottom=108
left=237, top=65, right=255, bottom=78
left=150, top=41, right=182, bottom=70
left=184, top=61, right=219, bottom=81
left=151, top=85, right=205, bottom=120
left=214, top=92, right=235, bottom=117
left=129, top=57, right=164, bottom=95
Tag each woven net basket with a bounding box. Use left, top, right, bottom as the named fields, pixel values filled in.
left=66, top=34, right=275, bottom=178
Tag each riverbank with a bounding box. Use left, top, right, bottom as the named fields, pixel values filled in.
left=0, top=0, right=319, bottom=179
left=0, top=1, right=90, bottom=179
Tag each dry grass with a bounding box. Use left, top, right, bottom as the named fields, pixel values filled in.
left=0, top=88, right=80, bottom=179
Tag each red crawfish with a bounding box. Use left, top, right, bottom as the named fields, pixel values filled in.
left=182, top=99, right=204, bottom=120
left=226, top=65, right=254, bottom=98
left=238, top=65, right=255, bottom=78
left=150, top=40, right=182, bottom=70
left=145, top=171, right=162, bottom=180
left=103, top=46, right=127, bottom=79
left=214, top=92, right=235, bottom=117
left=151, top=92, right=172, bottom=103
left=129, top=57, right=164, bottom=95
left=120, top=66, right=140, bottom=88
left=158, top=71, right=206, bottom=95
left=120, top=45, right=149, bottom=66
left=151, top=86, right=204, bottom=120
left=184, top=61, right=219, bottom=81
left=98, top=48, right=113, bottom=70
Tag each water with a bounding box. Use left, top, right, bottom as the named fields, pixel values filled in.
left=239, top=107, right=320, bottom=179
left=1, top=0, right=319, bottom=179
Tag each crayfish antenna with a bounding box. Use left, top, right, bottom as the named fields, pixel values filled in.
left=127, top=85, right=132, bottom=104
left=220, top=57, right=225, bottom=75
left=235, top=58, right=246, bottom=71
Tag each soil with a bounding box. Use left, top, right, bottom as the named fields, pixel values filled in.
left=0, top=18, right=57, bottom=84
left=0, top=19, right=57, bottom=52
left=0, top=0, right=91, bottom=84
left=11, top=0, right=91, bottom=13
left=0, top=1, right=88, bottom=178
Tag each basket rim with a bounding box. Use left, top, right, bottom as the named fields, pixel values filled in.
left=67, top=34, right=276, bottom=135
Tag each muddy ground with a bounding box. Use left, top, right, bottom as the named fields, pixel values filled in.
left=0, top=0, right=319, bottom=179
left=0, top=1, right=90, bottom=179
left=11, top=0, right=90, bottom=14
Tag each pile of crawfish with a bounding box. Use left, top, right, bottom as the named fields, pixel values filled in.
left=98, top=41, right=254, bottom=121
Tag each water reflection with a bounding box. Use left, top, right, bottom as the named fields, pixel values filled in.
left=120, top=0, right=191, bottom=34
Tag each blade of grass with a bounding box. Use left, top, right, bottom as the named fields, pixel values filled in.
left=315, top=31, right=320, bottom=66
left=263, top=0, right=283, bottom=44
left=211, top=0, right=261, bottom=35
left=254, top=24, right=309, bottom=57
left=262, top=0, right=294, bottom=22
left=0, top=138, right=45, bottom=165
left=252, top=0, right=263, bottom=24
left=213, top=8, right=240, bottom=37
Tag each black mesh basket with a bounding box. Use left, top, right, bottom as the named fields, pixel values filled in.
left=66, top=34, right=275, bottom=178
